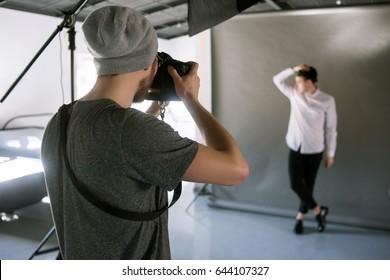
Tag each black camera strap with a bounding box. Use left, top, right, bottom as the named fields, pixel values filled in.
left=59, top=103, right=181, bottom=221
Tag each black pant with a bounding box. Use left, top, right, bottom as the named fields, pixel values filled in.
left=288, top=148, right=323, bottom=214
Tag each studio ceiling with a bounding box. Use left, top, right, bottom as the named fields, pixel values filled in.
left=1, top=0, right=389, bottom=39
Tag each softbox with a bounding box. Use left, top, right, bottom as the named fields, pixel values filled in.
left=188, top=0, right=259, bottom=36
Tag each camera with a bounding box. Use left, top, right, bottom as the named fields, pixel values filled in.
left=146, top=52, right=191, bottom=101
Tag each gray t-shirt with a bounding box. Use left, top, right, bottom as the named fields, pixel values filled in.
left=41, top=99, right=198, bottom=259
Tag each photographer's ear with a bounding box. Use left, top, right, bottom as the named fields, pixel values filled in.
left=152, top=56, right=159, bottom=73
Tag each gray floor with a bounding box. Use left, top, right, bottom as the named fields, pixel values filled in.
left=1, top=182, right=389, bottom=260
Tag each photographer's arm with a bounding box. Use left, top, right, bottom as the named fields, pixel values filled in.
left=168, top=64, right=249, bottom=186
left=145, top=101, right=160, bottom=116
left=145, top=101, right=170, bottom=118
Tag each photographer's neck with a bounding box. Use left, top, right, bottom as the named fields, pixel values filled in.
left=80, top=71, right=145, bottom=108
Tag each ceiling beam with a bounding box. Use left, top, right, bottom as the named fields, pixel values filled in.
left=141, top=0, right=187, bottom=14
left=154, top=19, right=187, bottom=30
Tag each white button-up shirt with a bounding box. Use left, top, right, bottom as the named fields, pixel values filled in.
left=273, top=68, right=337, bottom=157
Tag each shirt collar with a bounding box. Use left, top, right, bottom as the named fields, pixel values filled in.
left=306, top=88, right=320, bottom=98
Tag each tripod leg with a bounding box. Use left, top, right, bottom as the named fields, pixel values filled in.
left=28, top=226, right=57, bottom=260
left=185, top=183, right=210, bottom=213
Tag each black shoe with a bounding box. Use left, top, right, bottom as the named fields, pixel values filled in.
left=316, top=206, right=329, bottom=232
left=294, top=220, right=304, bottom=234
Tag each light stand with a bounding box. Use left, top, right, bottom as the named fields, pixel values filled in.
left=0, top=0, right=89, bottom=103
left=0, top=0, right=90, bottom=260
left=68, top=22, right=77, bottom=102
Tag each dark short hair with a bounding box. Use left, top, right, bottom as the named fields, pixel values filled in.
left=296, top=66, right=318, bottom=83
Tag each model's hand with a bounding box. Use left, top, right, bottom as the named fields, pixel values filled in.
left=324, top=156, right=334, bottom=169
left=293, top=64, right=310, bottom=72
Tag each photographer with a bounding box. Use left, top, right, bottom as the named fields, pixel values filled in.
left=41, top=6, right=249, bottom=260
left=273, top=64, right=337, bottom=234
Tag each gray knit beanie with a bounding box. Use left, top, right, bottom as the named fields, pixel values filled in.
left=82, top=6, right=158, bottom=76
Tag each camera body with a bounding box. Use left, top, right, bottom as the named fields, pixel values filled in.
left=146, top=52, right=191, bottom=101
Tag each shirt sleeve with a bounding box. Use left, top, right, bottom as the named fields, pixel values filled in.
left=272, top=68, right=296, bottom=99
left=325, top=97, right=337, bottom=157
left=121, top=112, right=198, bottom=191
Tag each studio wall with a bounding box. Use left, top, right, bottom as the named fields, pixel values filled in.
left=210, top=6, right=390, bottom=230
left=0, top=9, right=72, bottom=129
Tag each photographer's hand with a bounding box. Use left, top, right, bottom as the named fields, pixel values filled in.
left=168, top=63, right=249, bottom=186
left=167, top=62, right=200, bottom=103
